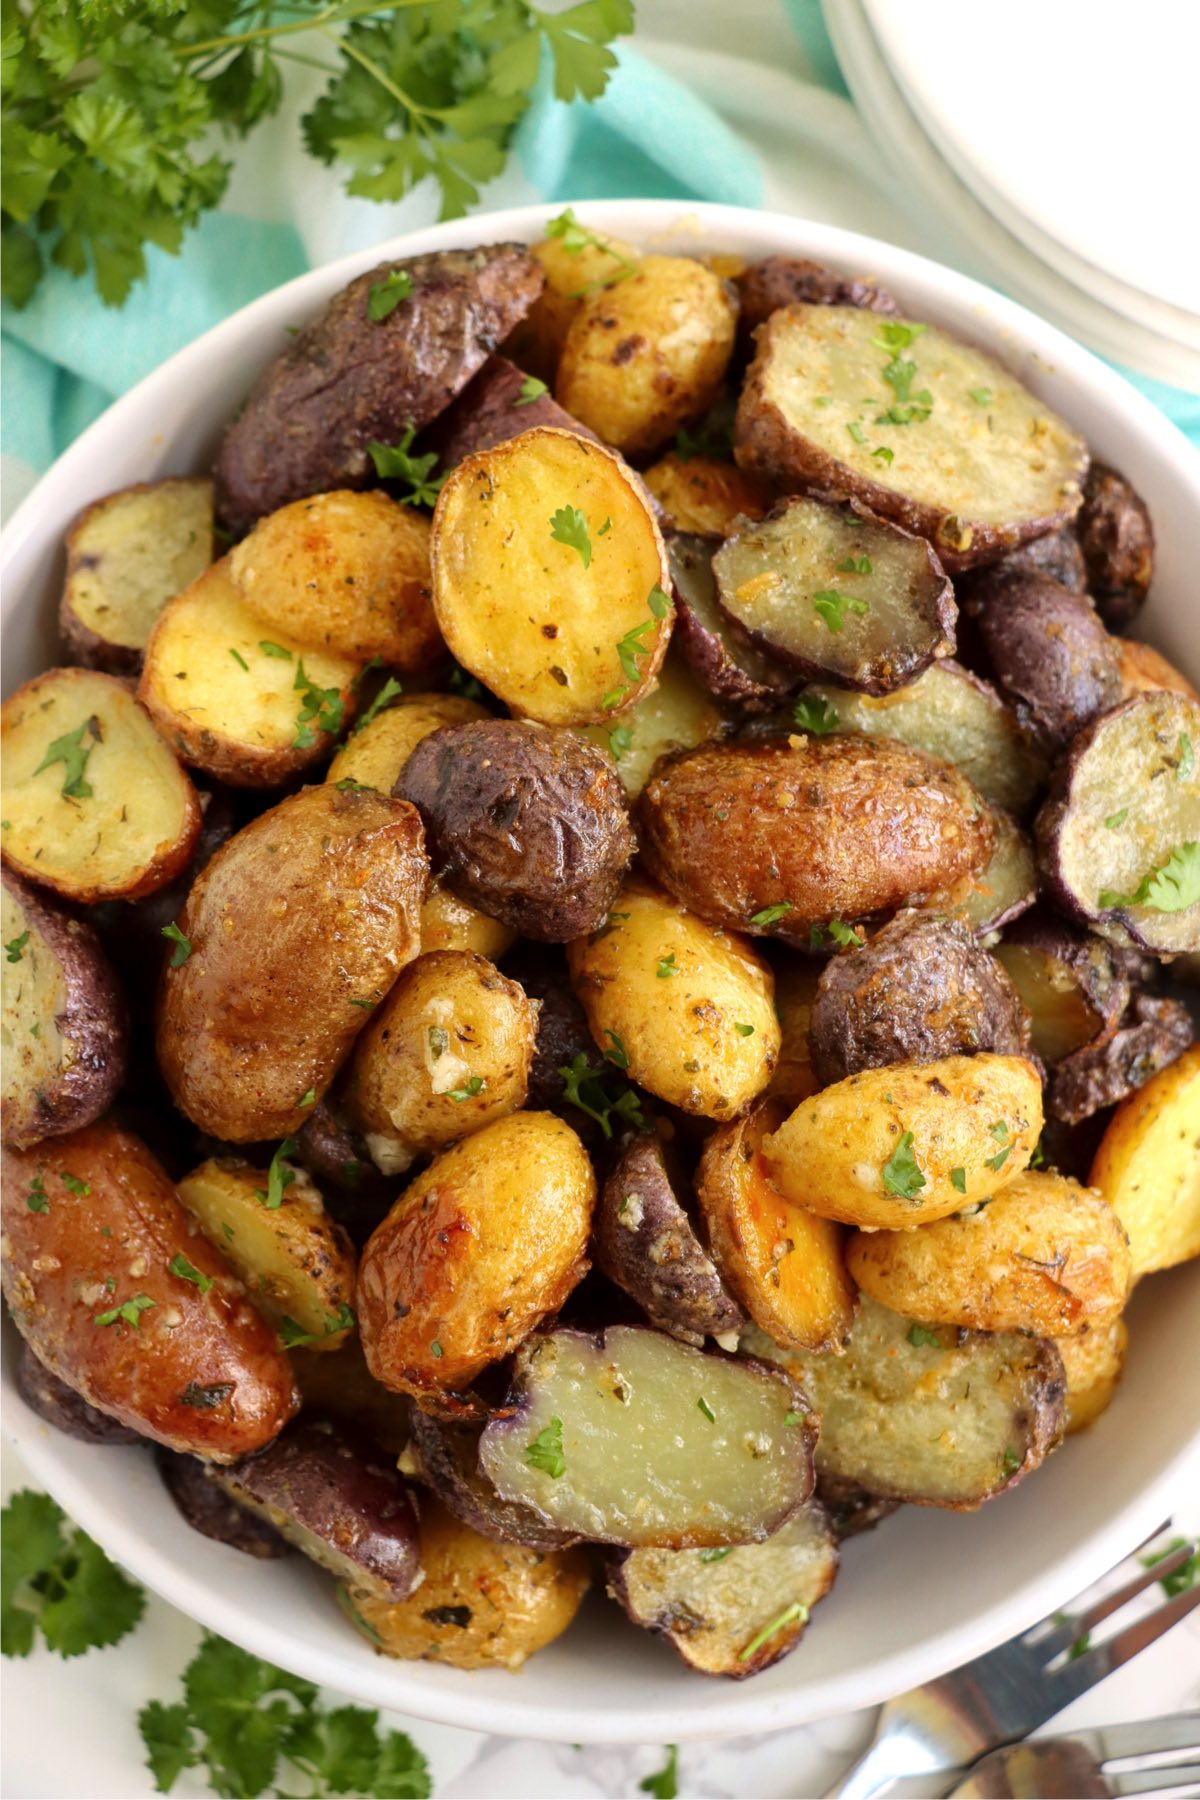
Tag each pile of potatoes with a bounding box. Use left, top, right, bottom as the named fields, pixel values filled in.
left=3, top=218, right=1197, bottom=1682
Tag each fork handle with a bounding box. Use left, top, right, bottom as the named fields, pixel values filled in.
left=824, top=1731, right=960, bottom=1799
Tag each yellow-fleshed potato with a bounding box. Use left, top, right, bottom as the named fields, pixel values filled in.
left=581, top=649, right=727, bottom=799
left=566, top=880, right=780, bottom=1119
left=767, top=959, right=821, bottom=1104
left=764, top=1055, right=1043, bottom=1230
left=356, top=1111, right=594, bottom=1399
left=847, top=1169, right=1132, bottom=1336
left=1059, top=1314, right=1128, bottom=1434
left=1089, top=1045, right=1200, bottom=1274
left=345, top=949, right=538, bottom=1170
left=503, top=227, right=642, bottom=383
left=557, top=255, right=739, bottom=457
left=642, top=452, right=771, bottom=537
left=339, top=1498, right=590, bottom=1670
left=430, top=427, right=672, bottom=725
left=177, top=1157, right=357, bottom=1351
left=697, top=1099, right=855, bottom=1351
left=326, top=692, right=490, bottom=793
left=1, top=667, right=201, bottom=904
left=229, top=490, right=441, bottom=671
left=139, top=560, right=361, bottom=788
left=419, top=877, right=516, bottom=959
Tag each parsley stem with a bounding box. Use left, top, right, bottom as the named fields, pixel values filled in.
left=326, top=26, right=432, bottom=114
left=175, top=0, right=430, bottom=60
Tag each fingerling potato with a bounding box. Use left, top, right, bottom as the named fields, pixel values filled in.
left=1077, top=462, right=1154, bottom=632
left=1049, top=995, right=1194, bottom=1125
left=407, top=1411, right=582, bottom=1551
left=16, top=1340, right=143, bottom=1446
left=326, top=691, right=491, bottom=793
left=1, top=1123, right=299, bottom=1458
left=1059, top=1314, right=1128, bottom=1434
left=963, top=567, right=1121, bottom=754
left=157, top=1451, right=291, bottom=1558
left=504, top=222, right=641, bottom=382
left=1088, top=1045, right=1200, bottom=1273
left=418, top=877, right=516, bottom=960
left=642, top=452, right=770, bottom=537
left=763, top=1053, right=1043, bottom=1229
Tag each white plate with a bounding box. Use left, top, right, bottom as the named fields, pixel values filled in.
left=3, top=198, right=1200, bottom=1744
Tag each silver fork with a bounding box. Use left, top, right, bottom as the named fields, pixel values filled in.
left=825, top=1528, right=1200, bottom=1799
left=946, top=1713, right=1200, bottom=1797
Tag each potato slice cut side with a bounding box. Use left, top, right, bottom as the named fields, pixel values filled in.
left=1089, top=1045, right=1200, bottom=1274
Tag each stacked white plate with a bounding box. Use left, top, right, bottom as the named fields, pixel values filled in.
left=823, top=0, right=1200, bottom=388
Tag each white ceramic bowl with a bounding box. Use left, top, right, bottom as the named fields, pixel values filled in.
left=3, top=201, right=1199, bottom=1746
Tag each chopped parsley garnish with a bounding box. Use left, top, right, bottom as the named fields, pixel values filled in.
left=950, top=1166, right=967, bottom=1194
left=34, top=717, right=100, bottom=800
left=292, top=660, right=344, bottom=748
left=749, top=901, right=793, bottom=928
left=430, top=1339, right=443, bottom=1358
left=557, top=1053, right=645, bottom=1140
left=812, top=589, right=869, bottom=632
left=2, top=1489, right=145, bottom=1658
left=1001, top=1447, right=1021, bottom=1476
left=881, top=1130, right=926, bottom=1201
left=656, top=952, right=678, bottom=979
left=810, top=918, right=862, bottom=950
left=427, top=1026, right=449, bottom=1061
left=160, top=923, right=192, bottom=967
left=734, top=1022, right=755, bottom=1037
left=738, top=1601, right=808, bottom=1663
left=602, top=585, right=673, bottom=710
left=545, top=207, right=639, bottom=297
left=447, top=663, right=485, bottom=700
left=1104, top=809, right=1128, bottom=829
left=525, top=1417, right=566, bottom=1479
left=94, top=1293, right=156, bottom=1329
left=277, top=1307, right=355, bottom=1350
left=983, top=1120, right=1013, bottom=1172
left=639, top=1744, right=680, bottom=1799
left=783, top=1410, right=806, bottom=1427
left=550, top=504, right=592, bottom=567
left=907, top=1324, right=941, bottom=1349
left=447, top=1076, right=486, bottom=1102
left=1177, top=734, right=1194, bottom=781
left=167, top=1253, right=212, bottom=1295
left=792, top=695, right=839, bottom=735
left=334, top=777, right=373, bottom=792
left=26, top=1174, right=49, bottom=1214
left=969, top=387, right=993, bottom=405
left=1099, top=843, right=1200, bottom=913
left=838, top=554, right=873, bottom=574
left=367, top=425, right=445, bottom=508
left=609, top=723, right=634, bottom=761
left=366, top=268, right=413, bottom=322
left=696, top=1396, right=715, bottom=1422
left=258, top=640, right=292, bottom=659
left=699, top=1546, right=733, bottom=1563
left=297, top=1088, right=316, bottom=1108
left=352, top=673, right=404, bottom=736
left=846, top=421, right=867, bottom=445
left=255, top=1138, right=299, bottom=1210
left=5, top=930, right=29, bottom=962
left=228, top=647, right=249, bottom=672
left=597, top=516, right=613, bottom=536
left=514, top=373, right=549, bottom=407
left=674, top=412, right=735, bottom=461
left=1142, top=1537, right=1200, bottom=1598
left=872, top=445, right=895, bottom=466
left=604, top=1030, right=631, bottom=1069
left=61, top=1173, right=89, bottom=1196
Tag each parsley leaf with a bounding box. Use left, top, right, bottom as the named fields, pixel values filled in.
left=26, top=1174, right=49, bottom=1214
left=749, top=901, right=793, bottom=928
left=656, top=952, right=678, bottom=979
left=352, top=674, right=404, bottom=736
left=602, top=584, right=673, bottom=709
left=34, top=716, right=100, bottom=799
left=907, top=1323, right=941, bottom=1348
left=2, top=1490, right=145, bottom=1660
left=557, top=1053, right=645, bottom=1140
left=640, top=1745, right=680, bottom=1799
left=734, top=1022, right=755, bottom=1037
left=514, top=374, right=549, bottom=407
left=1178, top=733, right=1195, bottom=782
left=161, top=922, right=192, bottom=967
left=259, top=640, right=292, bottom=660
left=525, top=1417, right=566, bottom=1478
left=292, top=660, right=344, bottom=749
left=545, top=205, right=639, bottom=294
left=366, top=268, right=413, bottom=322
left=608, top=723, right=634, bottom=761
left=5, top=930, right=30, bottom=962
left=168, top=1253, right=212, bottom=1295
left=881, top=1130, right=926, bottom=1201
left=94, top=1293, right=156, bottom=1329
left=1105, top=809, right=1128, bottom=829
left=812, top=590, right=869, bottom=632
left=738, top=1601, right=807, bottom=1663
left=792, top=695, right=839, bottom=736
left=447, top=1075, right=486, bottom=1102
left=255, top=1138, right=299, bottom=1210
left=950, top=1166, right=967, bottom=1194
left=367, top=426, right=444, bottom=508
left=1099, top=843, right=1200, bottom=913
left=550, top=505, right=592, bottom=568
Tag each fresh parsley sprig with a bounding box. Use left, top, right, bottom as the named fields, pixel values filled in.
left=367, top=426, right=444, bottom=508
left=2, top=1490, right=144, bottom=1659
left=1099, top=842, right=1200, bottom=914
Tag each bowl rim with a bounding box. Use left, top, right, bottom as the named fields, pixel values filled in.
left=3, top=198, right=1199, bottom=1745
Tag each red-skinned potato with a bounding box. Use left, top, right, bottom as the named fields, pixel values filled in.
left=16, top=1339, right=142, bottom=1445
left=1, top=1124, right=299, bottom=1459
left=156, top=1451, right=292, bottom=1558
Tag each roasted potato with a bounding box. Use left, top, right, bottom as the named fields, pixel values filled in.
left=1059, top=1314, right=1128, bottom=1434
left=1035, top=692, right=1200, bottom=955
left=345, top=949, right=537, bottom=1169
left=291, top=1336, right=411, bottom=1452
left=750, top=1296, right=1066, bottom=1508
left=356, top=1111, right=594, bottom=1401
left=216, top=1417, right=421, bottom=1598
left=934, top=807, right=1038, bottom=938
left=421, top=354, right=598, bottom=469
left=228, top=490, right=440, bottom=671
left=815, top=1475, right=900, bottom=1541
left=997, top=524, right=1088, bottom=593
left=16, top=1339, right=142, bottom=1445
left=735, top=306, right=1088, bottom=572
left=1, top=867, right=127, bottom=1149
left=994, top=909, right=1128, bottom=1065
left=1089, top=1045, right=1200, bottom=1273
left=566, top=878, right=780, bottom=1119
left=503, top=949, right=609, bottom=1124
left=2, top=667, right=201, bottom=903
left=557, top=254, right=738, bottom=457
left=407, top=1411, right=581, bottom=1551
left=636, top=736, right=993, bottom=943
left=177, top=1157, right=357, bottom=1350
left=326, top=690, right=489, bottom=791
left=339, top=1497, right=591, bottom=1670
left=767, top=959, right=821, bottom=1103
left=60, top=478, right=214, bottom=673
left=847, top=1168, right=1132, bottom=1336
left=157, top=784, right=427, bottom=1142
left=712, top=497, right=955, bottom=695
left=1117, top=638, right=1198, bottom=703
left=157, top=1451, right=291, bottom=1558
left=581, top=648, right=728, bottom=799
left=214, top=244, right=544, bottom=533
left=963, top=567, right=1121, bottom=754
left=667, top=532, right=796, bottom=711
left=608, top=1499, right=837, bottom=1678
left=808, top=913, right=1031, bottom=1086
left=1077, top=462, right=1154, bottom=632
left=735, top=255, right=900, bottom=338
left=417, top=877, right=516, bottom=960
left=503, top=222, right=641, bottom=383
left=430, top=427, right=672, bottom=725
left=594, top=1132, right=744, bottom=1347
left=399, top=718, right=633, bottom=942
left=642, top=453, right=770, bottom=537
left=478, top=1325, right=816, bottom=1548
left=138, top=560, right=362, bottom=789
left=1049, top=994, right=1194, bottom=1125
left=1, top=1123, right=299, bottom=1458
left=763, top=1053, right=1043, bottom=1229
left=696, top=1100, right=855, bottom=1352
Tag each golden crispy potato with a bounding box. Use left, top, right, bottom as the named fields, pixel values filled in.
left=580, top=649, right=726, bottom=799
left=177, top=1157, right=357, bottom=1351
left=764, top=1054, right=1043, bottom=1229
left=847, top=1169, right=1132, bottom=1335
left=1117, top=638, right=1199, bottom=702
left=340, top=1498, right=590, bottom=1670
left=292, top=1337, right=412, bottom=1452
left=642, top=452, right=770, bottom=537
left=431, top=427, right=672, bottom=725
left=1, top=667, right=201, bottom=904
left=697, top=1100, right=855, bottom=1351
left=345, top=949, right=537, bottom=1169
left=139, top=560, right=361, bottom=788
left=767, top=959, right=820, bottom=1104
left=503, top=227, right=642, bottom=383
left=1089, top=1045, right=1200, bottom=1273
left=157, top=785, right=427, bottom=1143
left=1059, top=1314, right=1128, bottom=1434
left=566, top=879, right=780, bottom=1119
left=1, top=1124, right=299, bottom=1458
left=356, top=1111, right=594, bottom=1399
left=326, top=692, right=490, bottom=792
left=558, top=255, right=738, bottom=457
left=418, top=877, right=516, bottom=959
left=229, top=490, right=440, bottom=672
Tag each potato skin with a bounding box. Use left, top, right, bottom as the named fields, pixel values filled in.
left=421, top=355, right=599, bottom=469
left=1049, top=995, right=1193, bottom=1125
left=809, top=913, right=1030, bottom=1087
left=157, top=785, right=427, bottom=1143
left=213, top=244, right=544, bottom=533
left=566, top=880, right=780, bottom=1119
left=764, top=1054, right=1043, bottom=1229
left=399, top=719, right=633, bottom=943
left=16, top=1339, right=142, bottom=1445
left=1, top=867, right=127, bottom=1149
left=157, top=1450, right=291, bottom=1558
left=1060, top=1314, right=1128, bottom=1434
left=326, top=692, right=491, bottom=794
left=1, top=1124, right=300, bottom=1458
left=340, top=1497, right=590, bottom=1671
left=642, top=453, right=770, bottom=537
left=997, top=525, right=1088, bottom=593
left=637, top=736, right=992, bottom=942
left=1089, top=1044, right=1200, bottom=1274
left=847, top=1169, right=1132, bottom=1336
left=964, top=567, right=1121, bottom=753
left=407, top=1412, right=582, bottom=1551
left=356, top=1111, right=594, bottom=1400
left=736, top=255, right=900, bottom=339
left=1077, top=462, right=1154, bottom=632
left=1117, top=638, right=1198, bottom=703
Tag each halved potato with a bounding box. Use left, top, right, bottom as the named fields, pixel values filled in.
left=642, top=453, right=770, bottom=537
left=1, top=667, right=201, bottom=903
left=418, top=878, right=516, bottom=959
left=763, top=1053, right=1043, bottom=1229
left=735, top=306, right=1088, bottom=571
left=1089, top=1045, right=1200, bottom=1274
left=60, top=478, right=214, bottom=673
left=767, top=960, right=821, bottom=1103
left=430, top=427, right=672, bottom=724
left=696, top=1100, right=855, bottom=1352
left=326, top=691, right=490, bottom=792
left=177, top=1157, right=357, bottom=1350
left=1118, top=639, right=1199, bottom=703
left=931, top=808, right=1037, bottom=937
left=139, top=560, right=362, bottom=788
left=407, top=1410, right=583, bottom=1550
left=580, top=649, right=727, bottom=799
left=668, top=533, right=796, bottom=711
left=1059, top=1314, right=1128, bottom=1434
left=503, top=224, right=642, bottom=383
left=994, top=912, right=1128, bottom=1065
